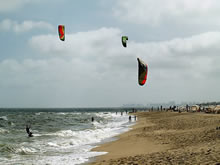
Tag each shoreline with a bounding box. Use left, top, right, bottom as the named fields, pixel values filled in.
left=88, top=111, right=220, bottom=164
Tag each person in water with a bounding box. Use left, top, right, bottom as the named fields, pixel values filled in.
left=134, top=115, right=137, bottom=121
left=26, top=125, right=30, bottom=134
left=26, top=125, right=33, bottom=137
left=91, top=117, right=94, bottom=122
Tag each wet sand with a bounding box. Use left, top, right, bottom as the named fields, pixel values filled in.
left=89, top=111, right=220, bottom=165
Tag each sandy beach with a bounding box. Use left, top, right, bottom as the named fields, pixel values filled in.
left=89, top=111, right=220, bottom=165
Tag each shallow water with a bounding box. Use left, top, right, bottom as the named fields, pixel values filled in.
left=0, top=108, right=134, bottom=165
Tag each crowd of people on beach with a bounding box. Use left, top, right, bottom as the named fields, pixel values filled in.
left=147, top=104, right=220, bottom=114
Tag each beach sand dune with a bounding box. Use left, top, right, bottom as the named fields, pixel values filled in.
left=89, top=112, right=220, bottom=165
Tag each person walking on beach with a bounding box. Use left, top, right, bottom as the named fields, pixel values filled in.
left=129, top=116, right=131, bottom=122
left=186, top=104, right=189, bottom=112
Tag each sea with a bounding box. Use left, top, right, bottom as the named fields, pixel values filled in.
left=0, top=108, right=136, bottom=165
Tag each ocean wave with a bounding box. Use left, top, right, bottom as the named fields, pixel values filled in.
left=35, top=112, right=41, bottom=115
left=44, top=113, right=131, bottom=149
left=30, top=151, right=107, bottom=165
left=0, top=144, right=17, bottom=154
left=56, top=112, right=66, bottom=115
left=0, top=128, right=9, bottom=134
left=16, top=146, right=38, bottom=155
left=0, top=116, right=8, bottom=121
left=0, top=110, right=133, bottom=165
left=47, top=142, right=59, bottom=147
left=49, top=125, right=128, bottom=148
left=0, top=144, right=37, bottom=155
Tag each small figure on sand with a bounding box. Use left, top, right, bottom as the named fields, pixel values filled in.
left=186, top=104, right=189, bottom=112
left=129, top=116, right=131, bottom=121
left=26, top=125, right=33, bottom=137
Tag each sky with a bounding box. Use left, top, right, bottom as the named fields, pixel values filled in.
left=0, top=0, right=220, bottom=108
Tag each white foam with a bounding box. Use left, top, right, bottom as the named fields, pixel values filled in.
left=16, top=146, right=38, bottom=154
left=32, top=133, right=41, bottom=137
left=0, top=116, right=8, bottom=121
left=2, top=112, right=133, bottom=165
left=31, top=151, right=107, bottom=165
left=0, top=128, right=9, bottom=134
left=40, top=112, right=132, bottom=164
left=35, top=112, right=41, bottom=115
left=49, top=113, right=130, bottom=148
left=47, top=142, right=59, bottom=147
left=56, top=112, right=66, bottom=115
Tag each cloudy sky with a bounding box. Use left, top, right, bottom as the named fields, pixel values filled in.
left=0, top=0, right=220, bottom=108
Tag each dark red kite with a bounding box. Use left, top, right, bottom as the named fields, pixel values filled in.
left=58, top=25, right=65, bottom=41
left=137, top=58, right=148, bottom=86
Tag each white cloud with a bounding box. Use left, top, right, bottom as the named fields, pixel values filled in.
left=0, top=19, right=55, bottom=33
left=30, top=27, right=127, bottom=62
left=1, top=27, right=220, bottom=107
left=0, top=0, right=49, bottom=12
left=29, top=27, right=220, bottom=91
left=0, top=57, right=136, bottom=107
left=29, top=27, right=220, bottom=80
left=1, top=0, right=220, bottom=107
left=129, top=31, right=220, bottom=81
left=0, top=19, right=13, bottom=31
left=114, top=0, right=220, bottom=26
left=0, top=0, right=31, bottom=12
left=14, top=20, right=54, bottom=33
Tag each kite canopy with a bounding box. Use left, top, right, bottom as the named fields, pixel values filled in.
left=121, top=36, right=128, bottom=47
left=58, top=25, right=65, bottom=41
left=137, top=58, right=148, bottom=86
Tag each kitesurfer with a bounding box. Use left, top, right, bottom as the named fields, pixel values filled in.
left=26, top=125, right=30, bottom=134
left=26, top=125, right=33, bottom=137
